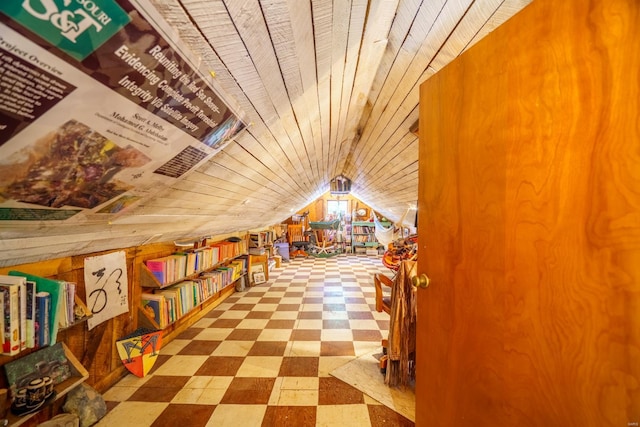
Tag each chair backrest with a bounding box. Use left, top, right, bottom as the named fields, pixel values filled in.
left=288, top=224, right=307, bottom=244
left=374, top=273, right=393, bottom=314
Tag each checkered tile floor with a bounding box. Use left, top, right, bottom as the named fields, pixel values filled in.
left=98, top=255, right=414, bottom=426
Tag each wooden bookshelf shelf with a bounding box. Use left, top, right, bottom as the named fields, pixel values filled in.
left=351, top=221, right=390, bottom=252
left=3, top=343, right=88, bottom=427
left=137, top=237, right=250, bottom=339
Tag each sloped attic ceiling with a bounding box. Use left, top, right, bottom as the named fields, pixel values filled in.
left=0, top=0, right=531, bottom=266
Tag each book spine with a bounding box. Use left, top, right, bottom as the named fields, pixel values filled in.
left=26, top=281, right=36, bottom=348
left=36, top=291, right=51, bottom=348
left=66, top=282, right=76, bottom=326
left=17, top=281, right=27, bottom=351
left=0, top=285, right=20, bottom=355
left=0, top=292, right=4, bottom=354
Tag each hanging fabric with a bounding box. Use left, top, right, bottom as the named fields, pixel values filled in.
left=374, top=208, right=409, bottom=248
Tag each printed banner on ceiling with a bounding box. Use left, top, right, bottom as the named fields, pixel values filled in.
left=0, top=0, right=245, bottom=222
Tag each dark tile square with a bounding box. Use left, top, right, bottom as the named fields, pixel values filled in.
left=290, top=329, right=321, bottom=341
left=176, top=328, right=204, bottom=339
left=318, top=377, right=364, bottom=405
left=322, top=319, right=350, bottom=329
left=248, top=341, right=288, bottom=356
left=142, top=375, right=190, bottom=388
left=230, top=303, right=256, bottom=311
left=204, top=309, right=224, bottom=318
left=303, top=297, right=324, bottom=304
left=320, top=341, right=355, bottom=356
left=246, top=311, right=274, bottom=319
left=259, top=297, right=282, bottom=304
left=368, top=404, right=415, bottom=426
left=278, top=357, right=319, bottom=377
left=348, top=311, right=374, bottom=320
left=226, top=329, right=263, bottom=341
left=352, top=329, right=383, bottom=342
left=105, top=401, right=120, bottom=411
left=265, top=319, right=296, bottom=329
left=211, top=318, right=243, bottom=328
left=195, top=356, right=244, bottom=376
left=323, top=303, right=346, bottom=312
left=284, top=292, right=304, bottom=297
left=151, top=404, right=215, bottom=427
left=344, top=297, right=367, bottom=304
left=128, top=376, right=189, bottom=402
left=178, top=340, right=221, bottom=355
left=377, top=320, right=390, bottom=330
left=323, top=291, right=343, bottom=297
left=262, top=406, right=316, bottom=427
left=298, top=311, right=322, bottom=319
left=276, top=304, right=301, bottom=311
left=128, top=386, right=181, bottom=402
left=220, top=377, right=275, bottom=404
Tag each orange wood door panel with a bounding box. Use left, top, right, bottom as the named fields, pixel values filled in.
left=416, top=0, right=640, bottom=425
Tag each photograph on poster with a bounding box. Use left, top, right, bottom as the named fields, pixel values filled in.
left=0, top=120, right=151, bottom=209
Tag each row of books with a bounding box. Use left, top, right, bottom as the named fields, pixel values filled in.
left=141, top=257, right=247, bottom=328
left=145, top=240, right=248, bottom=286
left=0, top=272, right=84, bottom=356
left=353, top=235, right=378, bottom=242
left=352, top=225, right=376, bottom=234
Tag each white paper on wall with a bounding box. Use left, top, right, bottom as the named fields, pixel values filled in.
left=84, top=251, right=129, bottom=330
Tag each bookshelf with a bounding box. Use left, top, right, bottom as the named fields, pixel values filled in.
left=137, top=236, right=250, bottom=340
left=248, top=230, right=276, bottom=278
left=351, top=221, right=390, bottom=253
left=2, top=343, right=88, bottom=427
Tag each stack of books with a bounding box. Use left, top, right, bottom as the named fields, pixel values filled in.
left=1, top=272, right=90, bottom=356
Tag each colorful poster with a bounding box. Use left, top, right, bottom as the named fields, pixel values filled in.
left=0, top=0, right=245, bottom=222
left=84, top=251, right=129, bottom=330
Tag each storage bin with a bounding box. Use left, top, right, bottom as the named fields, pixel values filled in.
left=274, top=242, right=290, bottom=261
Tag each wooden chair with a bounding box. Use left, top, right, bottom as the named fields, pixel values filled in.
left=287, top=223, right=308, bottom=257
left=374, top=273, right=393, bottom=314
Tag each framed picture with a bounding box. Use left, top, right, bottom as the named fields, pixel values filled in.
left=253, top=272, right=266, bottom=284
left=250, top=254, right=268, bottom=286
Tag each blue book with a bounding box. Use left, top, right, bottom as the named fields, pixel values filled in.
left=35, top=291, right=51, bottom=348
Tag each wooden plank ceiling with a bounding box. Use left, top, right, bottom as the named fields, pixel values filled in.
left=0, top=0, right=532, bottom=265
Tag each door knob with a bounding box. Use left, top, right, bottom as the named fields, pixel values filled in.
left=412, top=274, right=430, bottom=288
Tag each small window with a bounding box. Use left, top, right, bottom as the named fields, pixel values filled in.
left=327, top=200, right=348, bottom=220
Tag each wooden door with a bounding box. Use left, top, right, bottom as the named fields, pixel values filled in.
left=415, top=0, right=640, bottom=425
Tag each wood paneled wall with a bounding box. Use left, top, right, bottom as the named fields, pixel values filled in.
left=417, top=0, right=640, bottom=425
left=0, top=242, right=175, bottom=393
left=0, top=230, right=245, bottom=402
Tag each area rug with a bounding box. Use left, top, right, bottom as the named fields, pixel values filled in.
left=330, top=350, right=415, bottom=422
